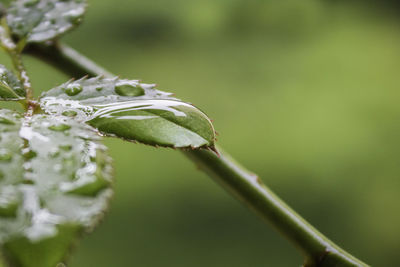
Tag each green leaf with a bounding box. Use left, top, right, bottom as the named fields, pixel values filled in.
left=40, top=76, right=216, bottom=149
left=0, top=109, right=113, bottom=267
left=0, top=65, right=25, bottom=100
left=6, top=0, right=87, bottom=43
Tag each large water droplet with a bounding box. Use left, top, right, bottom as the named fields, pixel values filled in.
left=23, top=149, right=37, bottom=160
left=47, top=147, right=60, bottom=158
left=64, top=84, right=83, bottom=96
left=23, top=0, right=39, bottom=7
left=22, top=179, right=35, bottom=185
left=67, top=15, right=82, bottom=25
left=59, top=145, right=73, bottom=151
left=0, top=201, right=18, bottom=217
left=62, top=175, right=109, bottom=197
left=0, top=190, right=19, bottom=217
left=62, top=157, right=75, bottom=170
left=62, top=110, right=78, bottom=117
left=115, top=84, right=144, bottom=97
left=0, top=149, right=12, bottom=162
left=48, top=123, right=71, bottom=132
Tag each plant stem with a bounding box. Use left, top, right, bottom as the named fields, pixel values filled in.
left=0, top=23, right=33, bottom=104
left=25, top=42, right=368, bottom=267
left=8, top=49, right=32, bottom=100
left=8, top=47, right=37, bottom=113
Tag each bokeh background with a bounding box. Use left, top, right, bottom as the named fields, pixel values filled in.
left=2, top=0, right=400, bottom=266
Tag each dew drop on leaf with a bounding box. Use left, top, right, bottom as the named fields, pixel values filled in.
left=0, top=201, right=18, bottom=217
left=23, top=0, right=39, bottom=7
left=62, top=110, right=78, bottom=117
left=22, top=149, right=37, bottom=160
left=115, top=84, right=145, bottom=97
left=48, top=124, right=71, bottom=132
left=22, top=179, right=35, bottom=185
left=59, top=145, right=73, bottom=151
left=64, top=85, right=83, bottom=96
left=67, top=14, right=81, bottom=25
left=0, top=149, right=12, bottom=161
left=0, top=189, right=19, bottom=218
left=48, top=148, right=60, bottom=158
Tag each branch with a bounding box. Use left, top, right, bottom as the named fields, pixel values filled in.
left=25, top=42, right=368, bottom=267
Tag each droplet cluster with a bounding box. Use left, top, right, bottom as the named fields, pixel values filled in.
left=40, top=76, right=216, bottom=148
left=0, top=109, right=113, bottom=246
left=6, top=0, right=86, bottom=42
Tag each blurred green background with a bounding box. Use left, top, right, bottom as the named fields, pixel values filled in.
left=2, top=0, right=400, bottom=266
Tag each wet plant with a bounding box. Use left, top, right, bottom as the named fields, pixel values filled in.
left=0, top=1, right=368, bottom=267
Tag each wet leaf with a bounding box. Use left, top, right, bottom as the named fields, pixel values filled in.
left=0, top=64, right=25, bottom=100
left=40, top=76, right=216, bottom=148
left=6, top=0, right=87, bottom=43
left=0, top=109, right=113, bottom=267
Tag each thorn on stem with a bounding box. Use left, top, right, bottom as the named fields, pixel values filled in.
left=208, top=145, right=220, bottom=157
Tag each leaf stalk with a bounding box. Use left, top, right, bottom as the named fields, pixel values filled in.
left=25, top=42, right=368, bottom=267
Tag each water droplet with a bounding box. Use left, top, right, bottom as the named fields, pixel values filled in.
left=62, top=110, right=78, bottom=117
left=22, top=179, right=35, bottom=185
left=0, top=189, right=19, bottom=217
left=64, top=84, right=83, bottom=96
left=49, top=149, right=60, bottom=158
left=23, top=0, right=39, bottom=7
left=0, top=149, right=12, bottom=162
left=23, top=149, right=37, bottom=160
left=68, top=15, right=82, bottom=25
left=0, top=201, right=18, bottom=217
left=59, top=145, right=73, bottom=151
left=62, top=174, right=109, bottom=197
left=95, top=86, right=103, bottom=92
left=48, top=123, right=71, bottom=132
left=23, top=162, right=33, bottom=172
left=53, top=164, right=62, bottom=173
left=115, top=84, right=144, bottom=97
left=62, top=157, right=75, bottom=169
left=0, top=116, right=15, bottom=125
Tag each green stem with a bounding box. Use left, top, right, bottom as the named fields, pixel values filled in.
left=9, top=50, right=33, bottom=101
left=8, top=46, right=36, bottom=113
left=25, top=42, right=368, bottom=267
left=0, top=22, right=33, bottom=107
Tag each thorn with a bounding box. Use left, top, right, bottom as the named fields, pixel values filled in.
left=77, top=75, right=87, bottom=81
left=208, top=145, right=220, bottom=157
